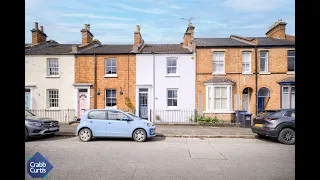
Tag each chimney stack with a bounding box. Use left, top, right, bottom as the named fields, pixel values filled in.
left=134, top=25, right=143, bottom=46
left=183, top=22, right=195, bottom=49
left=81, top=24, right=93, bottom=45
left=31, top=22, right=47, bottom=45
left=266, top=19, right=287, bottom=39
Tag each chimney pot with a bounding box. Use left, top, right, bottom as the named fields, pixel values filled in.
left=34, top=22, right=38, bottom=29
left=136, top=25, right=140, bottom=32
left=40, top=26, right=44, bottom=32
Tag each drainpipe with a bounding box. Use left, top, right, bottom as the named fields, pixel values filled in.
left=152, top=52, right=155, bottom=121
left=127, top=55, right=130, bottom=112
left=94, top=54, right=97, bottom=109
left=255, top=46, right=258, bottom=116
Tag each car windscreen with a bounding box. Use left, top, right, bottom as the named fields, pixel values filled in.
left=126, top=112, right=140, bottom=118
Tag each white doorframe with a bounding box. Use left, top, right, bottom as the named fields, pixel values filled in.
left=242, top=88, right=250, bottom=113
left=25, top=85, right=36, bottom=109
left=73, top=84, right=91, bottom=116
left=135, top=85, right=152, bottom=121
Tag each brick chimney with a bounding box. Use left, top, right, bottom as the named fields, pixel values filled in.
left=134, top=25, right=143, bottom=46
left=266, top=19, right=287, bottom=39
left=80, top=24, right=93, bottom=45
left=183, top=22, right=195, bottom=49
left=31, top=22, right=47, bottom=45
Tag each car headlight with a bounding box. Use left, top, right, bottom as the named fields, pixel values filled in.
left=28, top=121, right=42, bottom=127
left=145, top=122, right=154, bottom=127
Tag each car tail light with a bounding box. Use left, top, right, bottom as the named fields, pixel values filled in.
left=264, top=117, right=279, bottom=121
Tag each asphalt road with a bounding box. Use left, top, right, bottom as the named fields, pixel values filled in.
left=25, top=136, right=295, bottom=180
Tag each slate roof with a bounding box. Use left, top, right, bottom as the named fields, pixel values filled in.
left=195, top=38, right=251, bottom=47
left=246, top=37, right=295, bottom=46
left=25, top=44, right=79, bottom=55
left=203, top=77, right=235, bottom=84
left=278, top=76, right=295, bottom=83
left=141, top=44, right=192, bottom=54
left=79, top=45, right=134, bottom=54
left=195, top=37, right=295, bottom=47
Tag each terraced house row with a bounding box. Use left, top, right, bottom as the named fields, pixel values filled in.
left=25, top=19, right=295, bottom=124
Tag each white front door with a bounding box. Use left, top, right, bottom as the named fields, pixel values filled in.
left=242, top=88, right=250, bottom=112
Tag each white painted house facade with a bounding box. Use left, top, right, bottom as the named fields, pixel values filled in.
left=135, top=44, right=195, bottom=122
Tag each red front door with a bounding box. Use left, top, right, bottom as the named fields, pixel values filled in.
left=78, top=90, right=88, bottom=118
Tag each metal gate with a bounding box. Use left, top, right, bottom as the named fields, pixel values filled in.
left=139, top=89, right=148, bottom=119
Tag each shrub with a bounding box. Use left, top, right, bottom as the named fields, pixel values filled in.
left=155, top=115, right=161, bottom=121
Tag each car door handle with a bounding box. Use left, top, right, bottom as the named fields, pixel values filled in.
left=108, top=122, right=112, bottom=124
left=90, top=121, right=93, bottom=123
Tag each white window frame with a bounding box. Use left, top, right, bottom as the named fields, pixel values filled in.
left=105, top=89, right=117, bottom=109
left=242, top=52, right=251, bottom=73
left=260, top=51, right=269, bottom=73
left=47, top=58, right=59, bottom=76
left=281, top=86, right=295, bottom=109
left=212, top=52, right=225, bottom=74
left=167, top=89, right=178, bottom=108
left=205, top=84, right=233, bottom=113
left=287, top=51, right=295, bottom=72
left=47, top=89, right=59, bottom=108
left=166, top=57, right=179, bottom=76
left=105, top=58, right=117, bottom=78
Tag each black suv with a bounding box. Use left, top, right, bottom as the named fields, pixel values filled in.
left=251, top=109, right=295, bottom=145
left=25, top=110, right=60, bottom=141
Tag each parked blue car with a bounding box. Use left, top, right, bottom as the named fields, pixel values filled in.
left=76, top=109, right=156, bottom=142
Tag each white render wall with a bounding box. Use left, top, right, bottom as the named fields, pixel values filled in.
left=25, top=55, right=76, bottom=111
left=136, top=53, right=196, bottom=122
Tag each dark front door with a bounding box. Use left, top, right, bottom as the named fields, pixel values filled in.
left=139, top=89, right=148, bottom=119
left=258, top=97, right=265, bottom=113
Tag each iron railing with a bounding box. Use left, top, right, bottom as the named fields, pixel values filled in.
left=28, top=109, right=76, bottom=123
left=150, top=109, right=196, bottom=123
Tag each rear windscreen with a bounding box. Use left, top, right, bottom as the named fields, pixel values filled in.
left=256, top=111, right=277, bottom=117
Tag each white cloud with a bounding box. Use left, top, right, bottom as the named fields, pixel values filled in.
left=111, top=2, right=167, bottom=14
left=61, top=13, right=135, bottom=21
left=224, top=0, right=290, bottom=11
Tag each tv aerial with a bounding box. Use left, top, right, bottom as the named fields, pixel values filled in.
left=181, top=17, right=195, bottom=25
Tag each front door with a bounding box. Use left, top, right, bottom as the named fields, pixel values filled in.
left=106, top=110, right=131, bottom=137
left=242, top=88, right=250, bottom=112
left=25, top=89, right=31, bottom=110
left=258, top=97, right=265, bottom=113
left=139, top=89, right=148, bottom=119
left=78, top=89, right=88, bottom=118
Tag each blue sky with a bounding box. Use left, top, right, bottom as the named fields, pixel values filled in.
left=25, top=0, right=295, bottom=44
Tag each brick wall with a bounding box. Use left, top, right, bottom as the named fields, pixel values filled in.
left=196, top=47, right=295, bottom=121
left=75, top=54, right=136, bottom=112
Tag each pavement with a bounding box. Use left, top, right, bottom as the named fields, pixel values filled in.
left=25, top=137, right=295, bottom=180
left=57, top=123, right=257, bottom=138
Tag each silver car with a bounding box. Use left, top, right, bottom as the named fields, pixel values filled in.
left=251, top=109, right=295, bottom=145
left=25, top=110, right=60, bottom=141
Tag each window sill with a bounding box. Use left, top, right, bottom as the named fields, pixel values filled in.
left=212, top=73, right=226, bottom=75
left=164, top=74, right=180, bottom=77
left=203, top=111, right=235, bottom=114
left=287, top=71, right=295, bottom=75
left=46, top=75, right=60, bottom=78
left=242, top=72, right=253, bottom=75
left=104, top=74, right=118, bottom=78
left=165, top=107, right=180, bottom=111
left=259, top=72, right=271, bottom=75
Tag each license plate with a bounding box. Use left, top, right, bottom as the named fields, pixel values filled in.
left=254, top=124, right=262, bottom=127
left=49, top=127, right=58, bottom=131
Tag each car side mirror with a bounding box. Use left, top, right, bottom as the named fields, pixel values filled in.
left=122, top=117, right=131, bottom=121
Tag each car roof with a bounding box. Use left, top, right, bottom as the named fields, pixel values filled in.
left=87, top=108, right=122, bottom=112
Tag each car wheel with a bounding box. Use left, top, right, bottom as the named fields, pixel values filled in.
left=278, top=128, right=295, bottom=145
left=133, top=129, right=147, bottom=142
left=78, top=128, right=92, bottom=142
left=25, top=128, right=29, bottom=142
